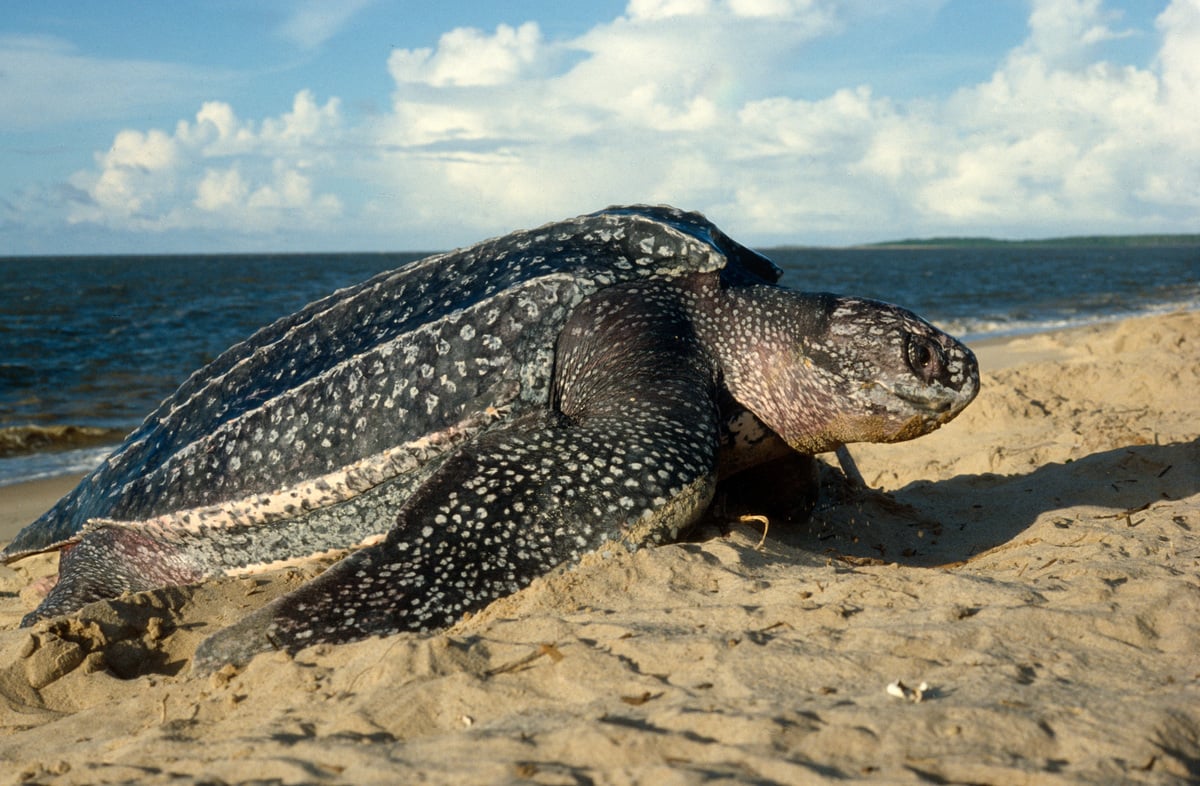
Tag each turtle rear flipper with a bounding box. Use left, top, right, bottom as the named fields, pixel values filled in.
left=22, top=526, right=209, bottom=626
left=194, top=282, right=723, bottom=670
left=19, top=468, right=437, bottom=626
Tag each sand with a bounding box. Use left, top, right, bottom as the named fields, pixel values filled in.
left=0, top=311, right=1197, bottom=785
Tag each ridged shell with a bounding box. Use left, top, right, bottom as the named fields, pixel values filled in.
left=3, top=205, right=781, bottom=559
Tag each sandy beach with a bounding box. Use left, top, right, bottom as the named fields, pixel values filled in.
left=1, top=310, right=1197, bottom=784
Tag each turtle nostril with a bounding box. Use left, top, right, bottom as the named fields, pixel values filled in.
left=905, top=333, right=944, bottom=384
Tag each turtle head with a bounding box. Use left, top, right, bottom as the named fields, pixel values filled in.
left=717, top=288, right=979, bottom=454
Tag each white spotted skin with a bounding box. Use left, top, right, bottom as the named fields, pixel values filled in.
left=196, top=282, right=726, bottom=668
left=694, top=285, right=979, bottom=455
left=5, top=206, right=733, bottom=570
left=5, top=206, right=980, bottom=665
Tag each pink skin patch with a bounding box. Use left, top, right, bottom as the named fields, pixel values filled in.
left=28, top=574, right=59, bottom=597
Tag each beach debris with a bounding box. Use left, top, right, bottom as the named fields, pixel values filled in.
left=886, top=679, right=931, bottom=703
left=484, top=642, right=566, bottom=676
left=737, top=514, right=771, bottom=548
left=620, top=691, right=662, bottom=706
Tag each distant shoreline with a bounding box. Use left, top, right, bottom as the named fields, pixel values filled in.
left=769, top=232, right=1200, bottom=251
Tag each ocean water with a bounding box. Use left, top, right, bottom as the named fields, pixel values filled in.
left=1, top=244, right=1197, bottom=487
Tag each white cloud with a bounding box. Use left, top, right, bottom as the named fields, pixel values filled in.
left=195, top=166, right=248, bottom=212
left=389, top=22, right=544, bottom=87
left=1023, top=0, right=1134, bottom=68
left=626, top=0, right=714, bottom=20
left=36, top=0, right=1200, bottom=248
left=365, top=2, right=847, bottom=237
left=627, top=0, right=827, bottom=20
left=904, top=0, right=1200, bottom=231
left=1157, top=0, right=1200, bottom=123
left=104, top=128, right=179, bottom=172
left=68, top=90, right=344, bottom=234
left=276, top=0, right=377, bottom=50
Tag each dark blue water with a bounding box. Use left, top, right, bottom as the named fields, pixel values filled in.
left=770, top=245, right=1200, bottom=339
left=1, top=245, right=1197, bottom=484
left=0, top=253, right=426, bottom=431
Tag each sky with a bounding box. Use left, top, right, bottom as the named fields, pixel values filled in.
left=1, top=0, right=1197, bottom=254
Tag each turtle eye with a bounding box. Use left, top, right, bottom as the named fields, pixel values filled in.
left=904, top=333, right=944, bottom=384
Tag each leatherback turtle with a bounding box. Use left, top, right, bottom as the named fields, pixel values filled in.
left=2, top=206, right=978, bottom=670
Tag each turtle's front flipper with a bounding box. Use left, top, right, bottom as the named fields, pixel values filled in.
left=195, top=282, right=722, bottom=671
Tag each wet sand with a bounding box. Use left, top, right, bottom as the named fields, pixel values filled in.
left=0, top=475, right=82, bottom=544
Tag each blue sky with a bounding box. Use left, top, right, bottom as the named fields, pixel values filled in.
left=1, top=0, right=1195, bottom=254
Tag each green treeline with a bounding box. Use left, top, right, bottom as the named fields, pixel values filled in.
left=859, top=234, right=1200, bottom=249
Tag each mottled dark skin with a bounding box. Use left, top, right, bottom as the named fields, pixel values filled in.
left=1, top=206, right=979, bottom=672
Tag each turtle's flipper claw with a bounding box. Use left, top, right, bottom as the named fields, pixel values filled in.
left=193, top=601, right=284, bottom=674
left=192, top=570, right=352, bottom=674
